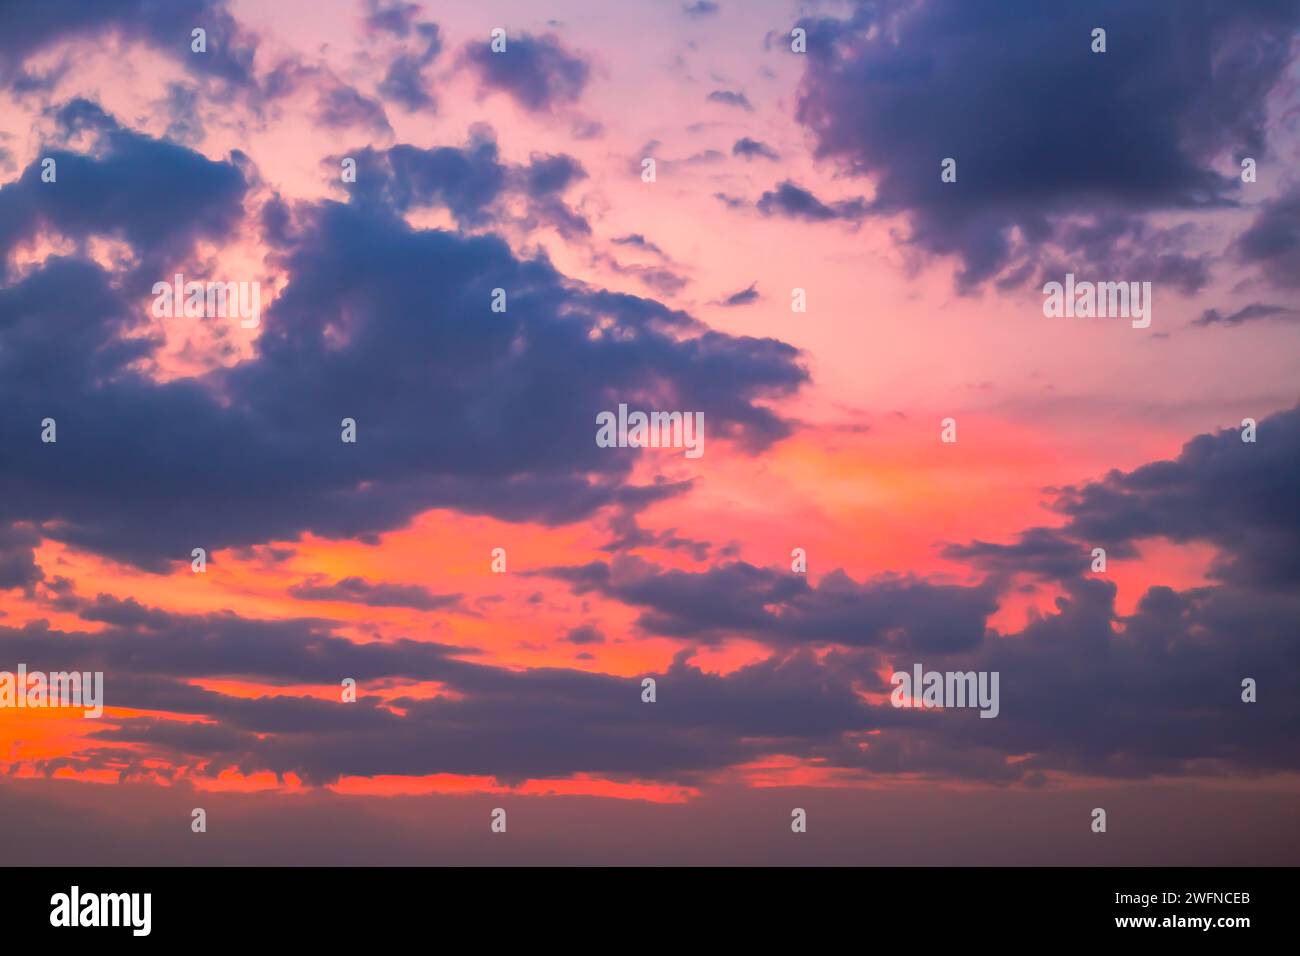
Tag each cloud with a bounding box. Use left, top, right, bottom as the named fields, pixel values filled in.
left=794, top=0, right=1300, bottom=289
left=562, top=625, right=605, bottom=645
left=339, top=132, right=508, bottom=226
left=521, top=152, right=586, bottom=197
left=1053, top=405, right=1300, bottom=590
left=755, top=181, right=867, bottom=222
left=719, top=282, right=760, bottom=307
left=1195, top=303, right=1297, bottom=327
left=732, top=137, right=778, bottom=161
left=873, top=574, right=1300, bottom=781
left=943, top=404, right=1300, bottom=595
left=683, top=1, right=721, bottom=18
left=1036, top=214, right=1211, bottom=295
left=288, top=576, right=464, bottom=611
left=6, top=408, right=1300, bottom=787
left=338, top=134, right=592, bottom=236
left=340, top=133, right=595, bottom=238
left=0, top=0, right=261, bottom=92
left=0, top=99, right=247, bottom=287
left=634, top=141, right=726, bottom=177
left=598, top=504, right=711, bottom=560
left=7, top=598, right=476, bottom=684
left=942, top=526, right=1096, bottom=582
left=0, top=523, right=43, bottom=592
left=313, top=83, right=392, bottom=135
left=611, top=234, right=668, bottom=259
left=14, top=505, right=1300, bottom=788
left=0, top=106, right=808, bottom=569
left=593, top=252, right=690, bottom=296
left=707, top=89, right=753, bottom=111
left=0, top=598, right=884, bottom=784
left=539, top=556, right=997, bottom=652
left=158, top=82, right=205, bottom=144
left=1235, top=185, right=1300, bottom=288
left=460, top=32, right=590, bottom=113
left=377, top=23, right=443, bottom=112
left=517, top=152, right=591, bottom=237
left=363, top=0, right=421, bottom=38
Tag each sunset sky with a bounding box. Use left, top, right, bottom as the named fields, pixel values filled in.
left=1, top=0, right=1298, bottom=864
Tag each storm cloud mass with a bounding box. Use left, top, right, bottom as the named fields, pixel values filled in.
left=794, top=0, right=1300, bottom=290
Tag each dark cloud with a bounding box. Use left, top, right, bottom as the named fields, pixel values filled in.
left=539, top=556, right=997, bottom=652
left=0, top=524, right=44, bottom=592
left=0, top=100, right=246, bottom=288
left=1037, top=215, right=1211, bottom=295
left=517, top=152, right=591, bottom=237
left=943, top=405, right=1300, bottom=594
left=6, top=409, right=1300, bottom=787
left=707, top=89, right=753, bottom=111
left=376, top=22, right=442, bottom=111
left=288, top=576, right=464, bottom=611
left=378, top=54, right=433, bottom=112
left=0, top=107, right=807, bottom=569
left=521, top=153, right=586, bottom=197
left=10, top=519, right=1300, bottom=787
left=562, top=625, right=605, bottom=645
left=732, top=137, right=778, bottom=161
left=158, top=82, right=205, bottom=144
left=338, top=133, right=590, bottom=237
left=314, top=83, right=392, bottom=135
left=0, top=598, right=881, bottom=784
left=1235, top=185, right=1300, bottom=288
left=340, top=132, right=508, bottom=225
left=942, top=526, right=1105, bottom=582
left=1053, top=405, right=1300, bottom=590
left=611, top=234, right=667, bottom=259
left=683, top=1, right=721, bottom=18
left=755, top=181, right=867, bottom=222
left=634, top=140, right=727, bottom=178
left=5, top=600, right=476, bottom=685
left=363, top=0, right=421, bottom=38
left=0, top=0, right=260, bottom=91
left=260, top=193, right=294, bottom=247
left=794, top=0, right=1300, bottom=289
left=103, top=646, right=874, bottom=785
left=1195, top=302, right=1297, bottom=327
left=598, top=505, right=711, bottom=560
left=525, top=196, right=591, bottom=239
left=927, top=576, right=1300, bottom=780
left=460, top=32, right=590, bottom=113
left=720, top=282, right=760, bottom=307
left=593, top=252, right=690, bottom=296
left=259, top=59, right=384, bottom=127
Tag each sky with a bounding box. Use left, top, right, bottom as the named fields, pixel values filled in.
left=0, top=0, right=1298, bottom=865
